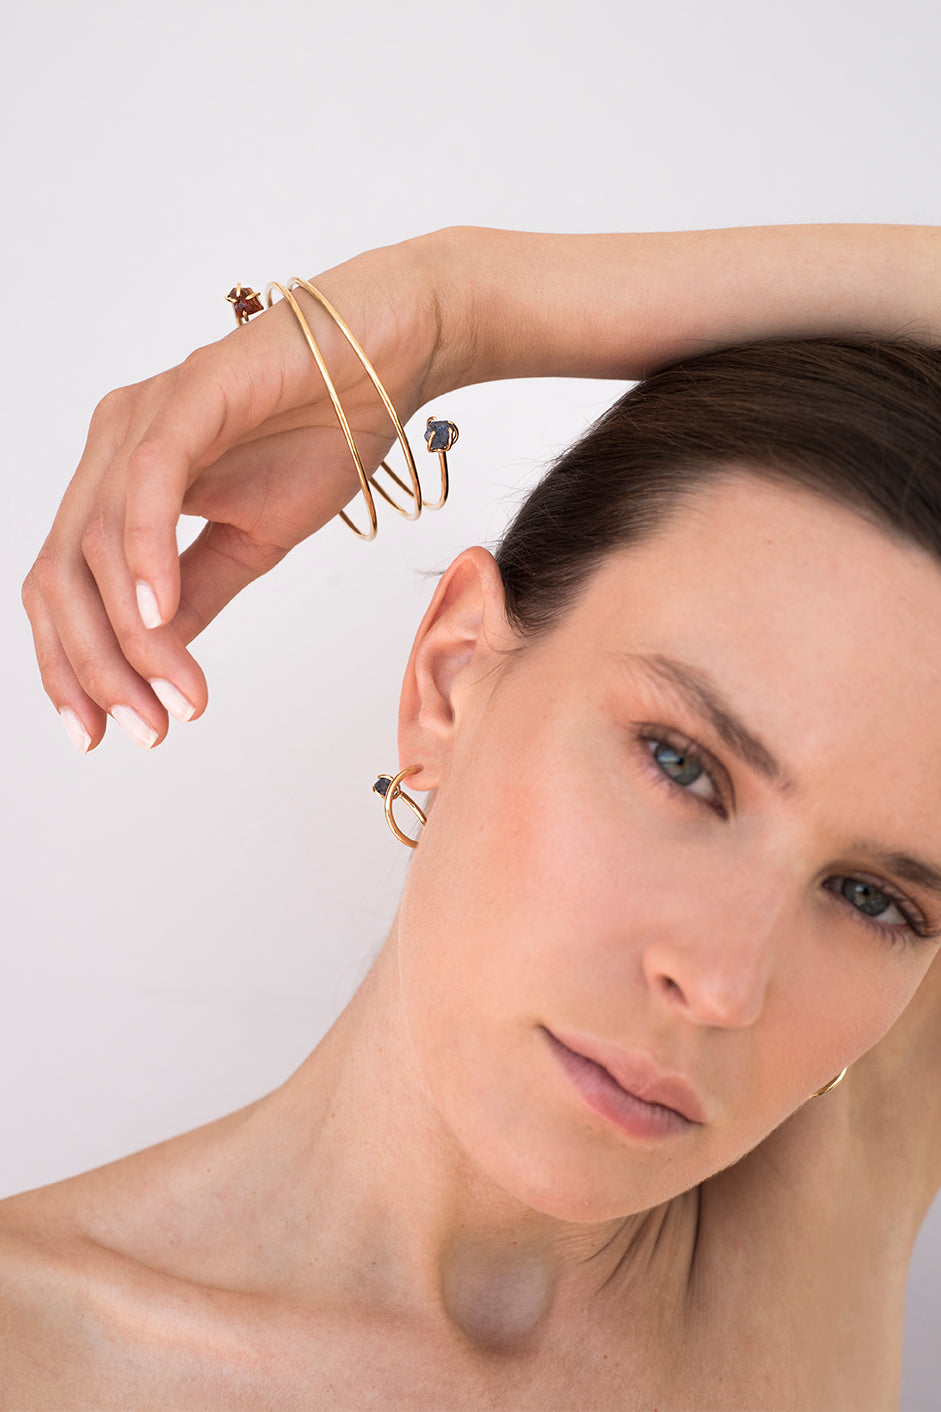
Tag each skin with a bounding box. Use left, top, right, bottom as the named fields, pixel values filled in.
left=5, top=473, right=941, bottom=1409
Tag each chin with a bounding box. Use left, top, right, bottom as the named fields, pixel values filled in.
left=456, top=1116, right=711, bottom=1225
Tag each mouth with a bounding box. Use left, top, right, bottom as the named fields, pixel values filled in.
left=541, top=1027, right=705, bottom=1138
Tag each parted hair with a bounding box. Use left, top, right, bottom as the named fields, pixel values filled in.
left=494, top=337, right=941, bottom=637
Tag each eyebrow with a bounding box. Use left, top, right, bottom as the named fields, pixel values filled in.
left=618, top=651, right=796, bottom=793
left=618, top=651, right=941, bottom=903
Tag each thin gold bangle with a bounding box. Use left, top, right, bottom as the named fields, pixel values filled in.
left=289, top=279, right=425, bottom=525
left=264, top=279, right=456, bottom=539
left=265, top=280, right=380, bottom=541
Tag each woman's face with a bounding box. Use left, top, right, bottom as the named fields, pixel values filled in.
left=395, top=473, right=941, bottom=1221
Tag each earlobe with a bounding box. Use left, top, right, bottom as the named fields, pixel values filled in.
left=396, top=547, right=511, bottom=790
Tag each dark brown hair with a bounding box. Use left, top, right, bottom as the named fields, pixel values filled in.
left=494, top=337, right=941, bottom=638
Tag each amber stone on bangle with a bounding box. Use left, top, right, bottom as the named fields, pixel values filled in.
left=226, top=285, right=264, bottom=322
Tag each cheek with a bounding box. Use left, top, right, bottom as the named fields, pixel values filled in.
left=403, top=723, right=640, bottom=992
left=778, top=943, right=929, bottom=1073
left=393, top=723, right=608, bottom=1103
left=395, top=717, right=691, bottom=1136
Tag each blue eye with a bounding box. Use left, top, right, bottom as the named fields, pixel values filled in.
left=837, top=878, right=896, bottom=920
left=651, top=740, right=704, bottom=787
left=824, top=876, right=921, bottom=940
left=643, top=734, right=725, bottom=811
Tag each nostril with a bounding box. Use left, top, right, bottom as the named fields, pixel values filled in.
left=661, top=975, right=686, bottom=1002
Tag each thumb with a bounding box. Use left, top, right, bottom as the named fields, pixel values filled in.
left=170, top=521, right=291, bottom=646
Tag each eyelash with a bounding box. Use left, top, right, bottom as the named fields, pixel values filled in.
left=634, top=726, right=936, bottom=947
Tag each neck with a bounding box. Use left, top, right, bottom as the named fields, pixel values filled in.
left=244, top=923, right=694, bottom=1350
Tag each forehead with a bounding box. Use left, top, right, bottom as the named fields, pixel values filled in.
left=551, top=472, right=941, bottom=815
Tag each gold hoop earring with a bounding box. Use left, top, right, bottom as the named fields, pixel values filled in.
left=372, top=766, right=426, bottom=849
left=811, top=1067, right=848, bottom=1098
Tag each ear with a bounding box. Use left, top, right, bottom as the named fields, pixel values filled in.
left=397, top=546, right=515, bottom=791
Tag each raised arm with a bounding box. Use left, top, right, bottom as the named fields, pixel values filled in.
left=448, top=224, right=941, bottom=381
left=22, top=223, right=941, bottom=753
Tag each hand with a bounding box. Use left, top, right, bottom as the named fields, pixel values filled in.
left=22, top=233, right=454, bottom=752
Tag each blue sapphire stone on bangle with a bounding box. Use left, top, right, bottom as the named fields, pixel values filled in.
left=424, top=418, right=457, bottom=453
left=373, top=775, right=393, bottom=798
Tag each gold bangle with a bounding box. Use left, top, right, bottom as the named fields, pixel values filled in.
left=289, top=279, right=423, bottom=527
left=264, top=278, right=458, bottom=541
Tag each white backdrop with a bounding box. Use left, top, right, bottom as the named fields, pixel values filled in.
left=3, top=0, right=940, bottom=1404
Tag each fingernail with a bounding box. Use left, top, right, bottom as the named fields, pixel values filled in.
left=59, top=707, right=91, bottom=756
left=149, top=678, right=196, bottom=723
left=136, top=580, right=164, bottom=630
left=110, top=704, right=158, bottom=750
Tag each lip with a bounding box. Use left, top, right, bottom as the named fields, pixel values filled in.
left=543, top=1026, right=706, bottom=1133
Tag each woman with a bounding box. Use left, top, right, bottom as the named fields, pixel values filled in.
left=7, top=224, right=941, bottom=1409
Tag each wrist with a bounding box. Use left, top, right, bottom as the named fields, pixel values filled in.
left=409, top=225, right=485, bottom=401
left=427, top=225, right=535, bottom=388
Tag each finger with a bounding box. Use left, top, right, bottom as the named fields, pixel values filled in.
left=77, top=472, right=209, bottom=713
left=21, top=585, right=108, bottom=753
left=46, top=523, right=211, bottom=746
left=170, top=520, right=290, bottom=646
left=167, top=426, right=383, bottom=645
left=123, top=325, right=298, bottom=630
left=122, top=357, right=229, bottom=632
left=24, top=578, right=173, bottom=752
left=42, top=572, right=169, bottom=748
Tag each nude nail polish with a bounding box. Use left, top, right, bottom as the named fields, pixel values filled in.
left=110, top=704, right=158, bottom=750
left=149, top=678, right=196, bottom=723
left=136, top=580, right=163, bottom=630
left=59, top=707, right=91, bottom=755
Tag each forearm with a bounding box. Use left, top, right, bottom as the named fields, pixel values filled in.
left=434, top=223, right=941, bottom=387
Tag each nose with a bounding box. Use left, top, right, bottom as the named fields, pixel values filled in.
left=640, top=900, right=779, bottom=1029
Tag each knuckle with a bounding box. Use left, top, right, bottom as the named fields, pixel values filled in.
left=117, top=623, right=157, bottom=667
left=181, top=344, right=229, bottom=404
left=181, top=344, right=212, bottom=377
left=126, top=438, right=163, bottom=481
left=33, top=637, right=64, bottom=686
left=210, top=523, right=287, bottom=575
left=80, top=510, right=112, bottom=567
left=21, top=568, right=38, bottom=613
left=69, top=654, right=134, bottom=711
left=232, top=537, right=284, bottom=575
left=24, top=545, right=58, bottom=603
left=122, top=520, right=160, bottom=558
left=89, top=385, right=131, bottom=435
left=70, top=653, right=108, bottom=703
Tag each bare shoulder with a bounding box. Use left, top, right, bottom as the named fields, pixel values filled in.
left=0, top=1099, right=273, bottom=1408
left=0, top=1093, right=265, bottom=1251
left=0, top=1207, right=251, bottom=1410
left=0, top=1196, right=159, bottom=1410
left=0, top=1219, right=90, bottom=1408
